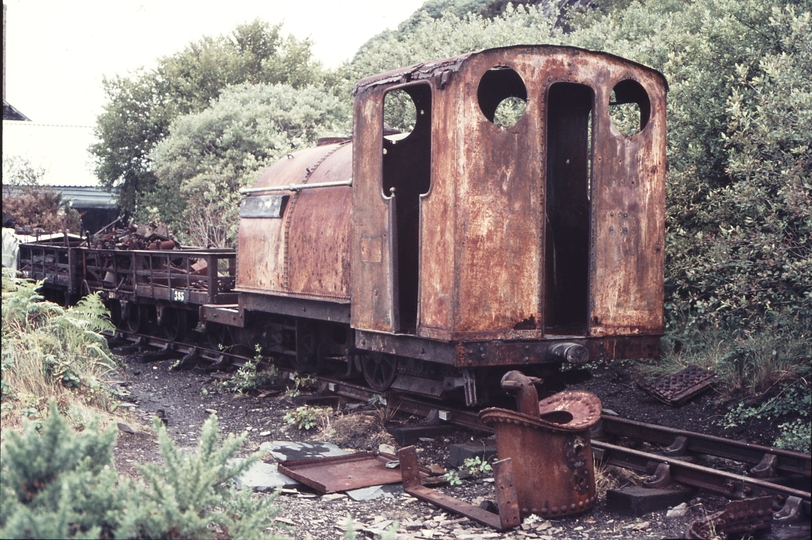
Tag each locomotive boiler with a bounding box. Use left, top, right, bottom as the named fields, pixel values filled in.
left=17, top=45, right=667, bottom=407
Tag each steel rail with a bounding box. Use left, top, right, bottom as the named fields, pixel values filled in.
left=106, top=330, right=249, bottom=367
left=598, top=415, right=811, bottom=478
left=592, top=440, right=810, bottom=516
left=318, top=377, right=486, bottom=432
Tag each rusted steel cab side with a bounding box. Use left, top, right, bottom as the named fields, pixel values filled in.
left=351, top=45, right=667, bottom=367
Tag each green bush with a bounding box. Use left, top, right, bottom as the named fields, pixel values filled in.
left=123, top=415, right=280, bottom=539
left=1, top=270, right=118, bottom=419
left=722, top=375, right=811, bottom=453
left=221, top=351, right=280, bottom=395
left=0, top=400, right=283, bottom=539
left=774, top=418, right=811, bottom=454
left=1, top=400, right=130, bottom=539
left=283, top=406, right=321, bottom=431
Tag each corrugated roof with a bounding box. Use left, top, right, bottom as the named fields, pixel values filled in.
left=4, top=185, right=118, bottom=209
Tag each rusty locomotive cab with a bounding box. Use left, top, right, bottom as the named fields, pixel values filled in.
left=178, top=45, right=668, bottom=405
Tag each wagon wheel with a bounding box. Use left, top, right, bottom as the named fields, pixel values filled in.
left=294, top=320, right=325, bottom=373
left=206, top=322, right=231, bottom=350
left=361, top=352, right=398, bottom=392
left=125, top=303, right=146, bottom=333
left=162, top=308, right=188, bottom=342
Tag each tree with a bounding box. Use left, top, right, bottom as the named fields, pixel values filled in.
left=91, top=20, right=323, bottom=219
left=148, top=83, right=350, bottom=246
left=1, top=157, right=81, bottom=233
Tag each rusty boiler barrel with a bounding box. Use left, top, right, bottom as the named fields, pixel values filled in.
left=236, top=139, right=353, bottom=302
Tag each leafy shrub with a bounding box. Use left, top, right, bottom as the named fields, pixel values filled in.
left=221, top=348, right=280, bottom=395
left=722, top=376, right=811, bottom=452
left=283, top=406, right=321, bottom=430
left=0, top=400, right=283, bottom=539
left=1, top=271, right=118, bottom=421
left=463, top=456, right=493, bottom=477
left=285, top=372, right=317, bottom=398
left=774, top=419, right=811, bottom=454
left=442, top=455, right=493, bottom=486
left=443, top=469, right=462, bottom=486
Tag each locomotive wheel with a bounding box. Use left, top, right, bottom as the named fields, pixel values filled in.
left=361, top=352, right=398, bottom=392
left=162, top=308, right=188, bottom=342
left=125, top=303, right=146, bottom=333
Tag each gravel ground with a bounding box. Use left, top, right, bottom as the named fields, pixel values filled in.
left=110, top=349, right=810, bottom=540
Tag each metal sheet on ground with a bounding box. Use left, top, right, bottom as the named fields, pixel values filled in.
left=277, top=452, right=415, bottom=493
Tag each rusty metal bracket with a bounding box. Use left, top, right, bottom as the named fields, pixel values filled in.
left=774, top=495, right=803, bottom=523
left=662, top=435, right=689, bottom=457
left=398, top=446, right=520, bottom=531
left=750, top=453, right=778, bottom=478
left=500, top=370, right=541, bottom=416
left=685, top=496, right=773, bottom=539
left=643, top=462, right=673, bottom=488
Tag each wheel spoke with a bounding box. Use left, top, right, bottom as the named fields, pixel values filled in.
left=362, top=352, right=398, bottom=391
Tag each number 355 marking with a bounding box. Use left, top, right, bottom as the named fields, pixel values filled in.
left=172, top=290, right=188, bottom=303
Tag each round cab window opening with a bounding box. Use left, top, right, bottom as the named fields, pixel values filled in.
left=477, top=66, right=528, bottom=128
left=608, top=79, right=651, bottom=138
left=383, top=88, right=420, bottom=143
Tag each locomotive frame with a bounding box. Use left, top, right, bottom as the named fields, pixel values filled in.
left=16, top=45, right=667, bottom=407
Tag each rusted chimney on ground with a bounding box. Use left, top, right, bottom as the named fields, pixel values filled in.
left=480, top=371, right=602, bottom=519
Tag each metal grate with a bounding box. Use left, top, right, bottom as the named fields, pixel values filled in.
left=637, top=365, right=717, bottom=406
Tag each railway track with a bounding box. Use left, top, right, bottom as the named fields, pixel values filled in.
left=109, top=328, right=811, bottom=524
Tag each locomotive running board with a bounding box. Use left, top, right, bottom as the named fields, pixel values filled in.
left=398, top=446, right=521, bottom=531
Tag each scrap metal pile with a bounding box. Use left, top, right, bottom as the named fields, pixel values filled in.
left=89, top=219, right=180, bottom=251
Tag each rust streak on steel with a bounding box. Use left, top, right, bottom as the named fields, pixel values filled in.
left=235, top=142, right=353, bottom=301
left=347, top=45, right=667, bottom=402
